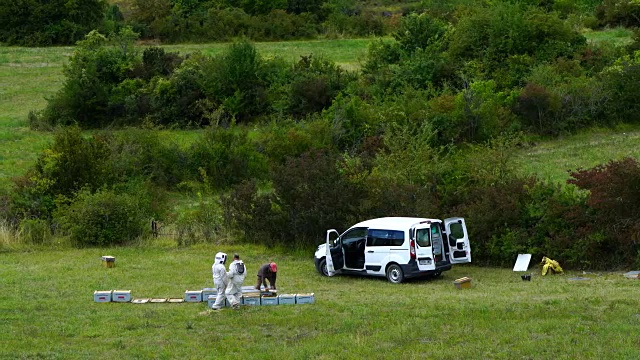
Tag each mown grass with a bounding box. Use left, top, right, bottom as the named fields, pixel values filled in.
left=1, top=244, right=639, bottom=359
left=583, top=26, right=634, bottom=46
left=512, top=125, right=640, bottom=183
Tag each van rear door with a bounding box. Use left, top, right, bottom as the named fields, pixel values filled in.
left=444, top=217, right=471, bottom=264
left=411, top=223, right=437, bottom=271
left=325, top=229, right=344, bottom=276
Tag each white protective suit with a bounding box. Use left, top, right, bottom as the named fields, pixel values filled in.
left=211, top=252, right=228, bottom=310
left=225, top=259, right=246, bottom=309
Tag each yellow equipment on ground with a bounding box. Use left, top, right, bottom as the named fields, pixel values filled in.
left=540, top=256, right=563, bottom=276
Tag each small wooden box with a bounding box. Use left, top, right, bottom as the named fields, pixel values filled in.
left=453, top=277, right=472, bottom=289
left=101, top=256, right=115, bottom=268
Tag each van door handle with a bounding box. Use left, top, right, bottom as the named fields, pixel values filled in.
left=367, top=251, right=374, bottom=253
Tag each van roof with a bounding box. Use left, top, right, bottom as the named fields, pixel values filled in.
left=350, top=217, right=440, bottom=231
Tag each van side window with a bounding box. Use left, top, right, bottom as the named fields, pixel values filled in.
left=367, top=229, right=405, bottom=246
left=449, top=222, right=464, bottom=247
left=416, top=228, right=430, bottom=247
left=342, top=228, right=367, bottom=247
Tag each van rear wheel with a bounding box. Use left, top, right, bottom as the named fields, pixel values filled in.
left=386, top=264, right=404, bottom=284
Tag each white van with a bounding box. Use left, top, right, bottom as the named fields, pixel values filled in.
left=314, top=217, right=471, bottom=283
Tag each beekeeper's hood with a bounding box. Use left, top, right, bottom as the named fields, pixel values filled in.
left=215, top=252, right=227, bottom=265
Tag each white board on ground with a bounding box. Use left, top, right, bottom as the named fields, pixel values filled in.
left=513, top=254, right=532, bottom=272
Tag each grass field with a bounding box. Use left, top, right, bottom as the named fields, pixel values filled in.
left=2, top=31, right=640, bottom=359
left=513, top=125, right=640, bottom=183
left=1, top=244, right=640, bottom=359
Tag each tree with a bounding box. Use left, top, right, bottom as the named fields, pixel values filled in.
left=0, top=0, right=106, bottom=46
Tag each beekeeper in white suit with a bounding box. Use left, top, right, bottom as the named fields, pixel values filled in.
left=211, top=252, right=228, bottom=310
left=226, top=253, right=246, bottom=310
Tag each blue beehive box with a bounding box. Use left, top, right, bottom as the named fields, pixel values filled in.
left=202, top=288, right=217, bottom=301
left=261, top=295, right=278, bottom=305
left=295, top=293, right=315, bottom=304
left=278, top=294, right=296, bottom=305
left=242, top=294, right=260, bottom=306
left=207, top=294, right=230, bottom=308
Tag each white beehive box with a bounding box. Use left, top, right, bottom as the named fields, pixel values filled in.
left=278, top=294, right=296, bottom=305
left=261, top=295, right=278, bottom=306
left=112, top=290, right=132, bottom=302
left=184, top=290, right=203, bottom=302
left=94, top=290, right=112, bottom=302
left=202, top=288, right=217, bottom=301
left=206, top=294, right=230, bottom=308
left=296, top=293, right=315, bottom=304
left=242, top=294, right=260, bottom=306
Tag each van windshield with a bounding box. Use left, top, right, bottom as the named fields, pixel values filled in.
left=416, top=228, right=431, bottom=247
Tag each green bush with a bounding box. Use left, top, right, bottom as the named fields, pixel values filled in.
left=54, top=187, right=152, bottom=247
left=285, top=55, right=356, bottom=118
left=10, top=126, right=110, bottom=221
left=188, top=127, right=268, bottom=190
left=0, top=0, right=106, bottom=46
left=104, top=130, right=189, bottom=188
left=600, top=51, right=640, bottom=123
left=39, top=28, right=140, bottom=128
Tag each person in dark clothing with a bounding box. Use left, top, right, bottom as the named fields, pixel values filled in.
left=255, top=262, right=277, bottom=290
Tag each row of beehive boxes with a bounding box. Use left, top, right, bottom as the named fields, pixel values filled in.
left=94, top=289, right=314, bottom=305
left=205, top=293, right=314, bottom=306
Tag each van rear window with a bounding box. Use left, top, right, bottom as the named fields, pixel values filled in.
left=367, top=229, right=405, bottom=246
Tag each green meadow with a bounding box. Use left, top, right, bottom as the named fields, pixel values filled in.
left=2, top=32, right=640, bottom=359
left=1, top=245, right=639, bottom=359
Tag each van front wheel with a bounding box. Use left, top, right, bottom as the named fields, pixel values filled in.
left=318, top=258, right=329, bottom=277
left=386, top=264, right=404, bottom=284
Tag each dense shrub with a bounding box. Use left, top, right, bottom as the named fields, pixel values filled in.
left=10, top=127, right=111, bottom=222
left=199, top=41, right=274, bottom=122
left=568, top=157, right=640, bottom=267
left=188, top=127, right=268, bottom=190
left=513, top=83, right=563, bottom=135
left=285, top=55, right=356, bottom=118
left=599, top=51, right=640, bottom=123
left=103, top=130, right=188, bottom=188
left=223, top=149, right=364, bottom=247
left=38, top=28, right=140, bottom=128
left=254, top=118, right=336, bottom=167
left=221, top=180, right=287, bottom=246
left=0, top=0, right=106, bottom=46
left=596, top=0, right=640, bottom=27
left=447, top=3, right=586, bottom=88
left=54, top=186, right=152, bottom=247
